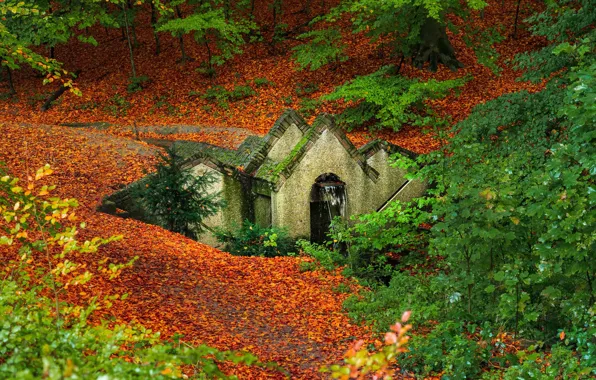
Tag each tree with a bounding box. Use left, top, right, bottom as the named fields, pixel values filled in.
left=292, top=28, right=347, bottom=71
left=158, top=4, right=253, bottom=75
left=323, top=65, right=468, bottom=131
left=139, top=147, right=225, bottom=239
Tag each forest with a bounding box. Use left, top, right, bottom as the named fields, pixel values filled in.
left=0, top=0, right=594, bottom=378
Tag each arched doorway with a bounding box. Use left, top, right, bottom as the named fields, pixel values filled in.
left=310, top=173, right=347, bottom=243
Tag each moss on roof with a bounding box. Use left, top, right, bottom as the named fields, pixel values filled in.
left=172, top=140, right=244, bottom=167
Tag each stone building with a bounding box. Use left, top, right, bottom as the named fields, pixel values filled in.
left=101, top=110, right=426, bottom=245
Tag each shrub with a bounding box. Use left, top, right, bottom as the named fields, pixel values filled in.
left=127, top=75, right=150, bottom=93
left=399, top=321, right=491, bottom=379
left=201, top=84, right=256, bottom=109
left=322, top=311, right=413, bottom=379
left=104, top=94, right=130, bottom=117
left=137, top=147, right=225, bottom=239
left=252, top=77, right=275, bottom=87
left=323, top=66, right=467, bottom=131
left=295, top=81, right=319, bottom=96
left=296, top=240, right=345, bottom=271
left=215, top=220, right=295, bottom=257
left=298, top=97, right=322, bottom=117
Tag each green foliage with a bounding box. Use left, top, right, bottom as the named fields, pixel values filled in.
left=329, top=198, right=431, bottom=283
left=401, top=321, right=491, bottom=379
left=296, top=240, right=345, bottom=271
left=292, top=28, right=347, bottom=71
left=150, top=95, right=184, bottom=116
left=297, top=97, right=322, bottom=117
left=302, top=0, right=487, bottom=73
left=323, top=66, right=467, bottom=131
left=324, top=6, right=596, bottom=378
left=514, top=0, right=595, bottom=83
left=127, top=75, right=150, bottom=93
left=137, top=147, right=225, bottom=239
left=0, top=165, right=261, bottom=379
left=200, top=84, right=256, bottom=108
left=158, top=7, right=253, bottom=70
left=215, top=220, right=295, bottom=257
left=344, top=271, right=448, bottom=331
left=251, top=77, right=275, bottom=87
left=104, top=94, right=131, bottom=117
left=294, top=81, right=319, bottom=96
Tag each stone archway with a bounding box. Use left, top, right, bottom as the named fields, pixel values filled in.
left=309, top=173, right=347, bottom=243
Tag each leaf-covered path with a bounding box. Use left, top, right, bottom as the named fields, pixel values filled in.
left=0, top=122, right=370, bottom=378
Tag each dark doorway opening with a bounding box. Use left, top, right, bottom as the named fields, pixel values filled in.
left=310, top=173, right=346, bottom=243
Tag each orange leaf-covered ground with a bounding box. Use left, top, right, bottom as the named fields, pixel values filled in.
left=0, top=0, right=545, bottom=153
left=0, top=122, right=372, bottom=378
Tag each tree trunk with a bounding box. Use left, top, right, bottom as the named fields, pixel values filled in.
left=150, top=3, right=161, bottom=55
left=41, top=70, right=82, bottom=111
left=413, top=17, right=463, bottom=72
left=122, top=5, right=137, bottom=78
left=6, top=66, right=16, bottom=95
left=513, top=0, right=522, bottom=39
left=176, top=6, right=191, bottom=63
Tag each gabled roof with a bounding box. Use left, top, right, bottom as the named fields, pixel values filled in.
left=251, top=113, right=381, bottom=190
left=166, top=110, right=422, bottom=191
left=102, top=110, right=420, bottom=208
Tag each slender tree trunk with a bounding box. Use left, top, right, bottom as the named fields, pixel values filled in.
left=204, top=40, right=213, bottom=75
left=41, top=70, right=82, bottom=111
left=176, top=6, right=190, bottom=62
left=6, top=66, right=16, bottom=95
left=224, top=0, right=231, bottom=20
left=122, top=4, right=137, bottom=78
left=150, top=3, right=161, bottom=55
left=396, top=54, right=405, bottom=74
left=513, top=0, right=522, bottom=39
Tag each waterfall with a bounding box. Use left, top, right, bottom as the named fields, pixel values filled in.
left=320, top=184, right=347, bottom=220
left=310, top=174, right=347, bottom=243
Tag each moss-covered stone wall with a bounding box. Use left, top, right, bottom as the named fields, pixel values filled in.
left=272, top=130, right=425, bottom=238
left=190, top=163, right=245, bottom=246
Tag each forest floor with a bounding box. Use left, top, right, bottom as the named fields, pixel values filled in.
left=0, top=122, right=372, bottom=378
left=0, top=0, right=548, bottom=377
left=0, top=0, right=545, bottom=152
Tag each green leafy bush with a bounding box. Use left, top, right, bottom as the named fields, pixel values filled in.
left=215, top=220, right=295, bottom=257
left=400, top=321, right=491, bottom=379
left=104, top=94, right=131, bottom=117
left=295, top=81, right=319, bottom=96
left=200, top=84, right=256, bottom=108
left=296, top=240, right=346, bottom=271
left=298, top=97, right=322, bottom=117
left=127, top=75, right=150, bottom=93
left=323, top=65, right=467, bottom=131
left=252, top=77, right=275, bottom=87
left=137, top=147, right=225, bottom=239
